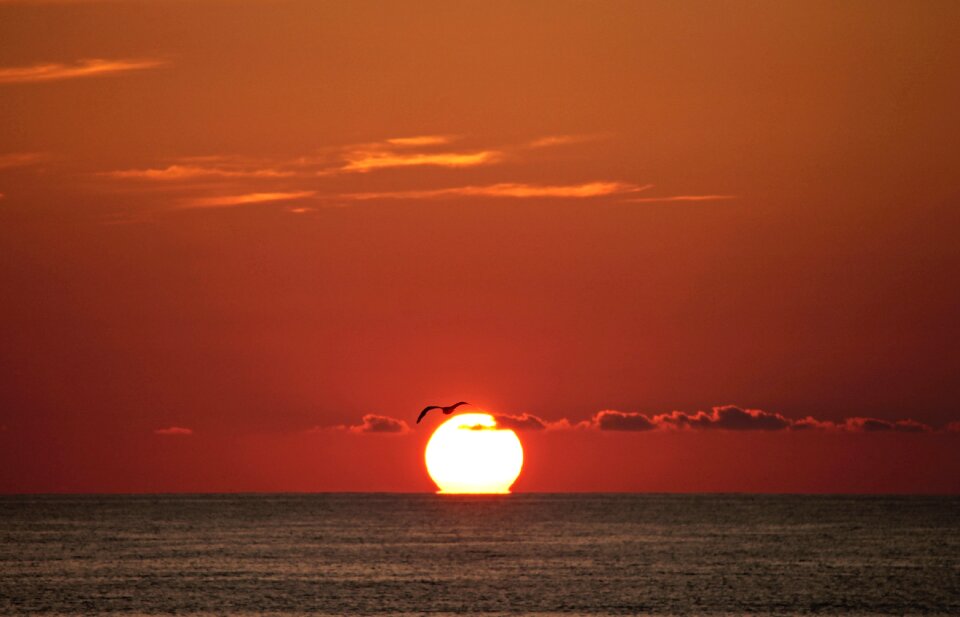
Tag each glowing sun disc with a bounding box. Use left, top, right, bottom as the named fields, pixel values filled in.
left=424, top=413, right=523, bottom=494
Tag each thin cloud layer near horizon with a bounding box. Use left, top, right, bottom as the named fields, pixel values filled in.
left=1, top=0, right=958, bottom=493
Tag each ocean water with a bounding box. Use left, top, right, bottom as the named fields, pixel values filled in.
left=0, top=494, right=957, bottom=616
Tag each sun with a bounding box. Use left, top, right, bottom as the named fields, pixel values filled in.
left=424, top=413, right=524, bottom=494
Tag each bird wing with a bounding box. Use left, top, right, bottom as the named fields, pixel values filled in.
left=442, top=401, right=470, bottom=414
left=417, top=406, right=441, bottom=424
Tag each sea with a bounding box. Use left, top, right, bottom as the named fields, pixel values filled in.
left=1, top=494, right=958, bottom=616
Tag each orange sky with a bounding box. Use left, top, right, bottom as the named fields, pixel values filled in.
left=1, top=0, right=959, bottom=493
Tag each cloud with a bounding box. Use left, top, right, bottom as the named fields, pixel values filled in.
left=150, top=133, right=600, bottom=179
left=491, top=413, right=571, bottom=431
left=525, top=134, right=600, bottom=149
left=340, top=149, right=502, bottom=173
left=624, top=195, right=736, bottom=203
left=464, top=413, right=573, bottom=432
left=842, top=417, right=932, bottom=433
left=336, top=133, right=593, bottom=173
left=384, top=135, right=455, bottom=147
left=342, top=181, right=650, bottom=201
left=0, top=152, right=48, bottom=169
left=586, top=406, right=933, bottom=433
left=106, top=165, right=296, bottom=180
left=594, top=410, right=657, bottom=431
left=0, top=58, right=167, bottom=84
left=338, top=408, right=946, bottom=436
left=99, top=135, right=499, bottom=184
left=329, top=411, right=573, bottom=435
left=154, top=426, right=193, bottom=436
left=328, top=134, right=502, bottom=173
left=947, top=422, right=960, bottom=433
left=95, top=135, right=733, bottom=210
left=179, top=191, right=316, bottom=209
left=347, top=414, right=410, bottom=434
left=656, top=406, right=792, bottom=431
left=790, top=416, right=837, bottom=431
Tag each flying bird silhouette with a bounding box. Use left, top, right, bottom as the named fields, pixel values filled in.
left=417, top=401, right=471, bottom=424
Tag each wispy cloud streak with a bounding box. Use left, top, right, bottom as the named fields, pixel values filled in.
left=624, top=194, right=736, bottom=203
left=101, top=135, right=499, bottom=181
left=0, top=58, right=167, bottom=84
left=107, top=165, right=296, bottom=180
left=384, top=135, right=454, bottom=147
left=0, top=152, right=48, bottom=168
left=94, top=135, right=733, bottom=210
left=342, top=181, right=650, bottom=201
left=154, top=426, right=193, bottom=436
left=525, top=134, right=600, bottom=149
left=179, top=191, right=315, bottom=209
left=340, top=149, right=502, bottom=173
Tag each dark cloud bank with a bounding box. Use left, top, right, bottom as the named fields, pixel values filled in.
left=590, top=406, right=935, bottom=433
left=347, top=414, right=410, bottom=434
left=347, top=406, right=947, bottom=434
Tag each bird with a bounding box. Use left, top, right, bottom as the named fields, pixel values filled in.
left=417, top=401, right=471, bottom=424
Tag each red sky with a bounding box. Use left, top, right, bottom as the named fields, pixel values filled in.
left=1, top=0, right=958, bottom=493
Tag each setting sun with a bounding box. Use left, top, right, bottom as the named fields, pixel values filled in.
left=424, top=413, right=523, bottom=494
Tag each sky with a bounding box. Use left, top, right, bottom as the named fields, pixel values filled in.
left=1, top=0, right=958, bottom=493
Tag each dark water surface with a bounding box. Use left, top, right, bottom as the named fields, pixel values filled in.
left=1, top=494, right=958, bottom=616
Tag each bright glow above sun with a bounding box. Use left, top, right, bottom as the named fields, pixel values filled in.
left=424, top=413, right=524, bottom=494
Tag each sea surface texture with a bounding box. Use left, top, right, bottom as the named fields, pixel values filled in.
left=1, top=494, right=958, bottom=616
